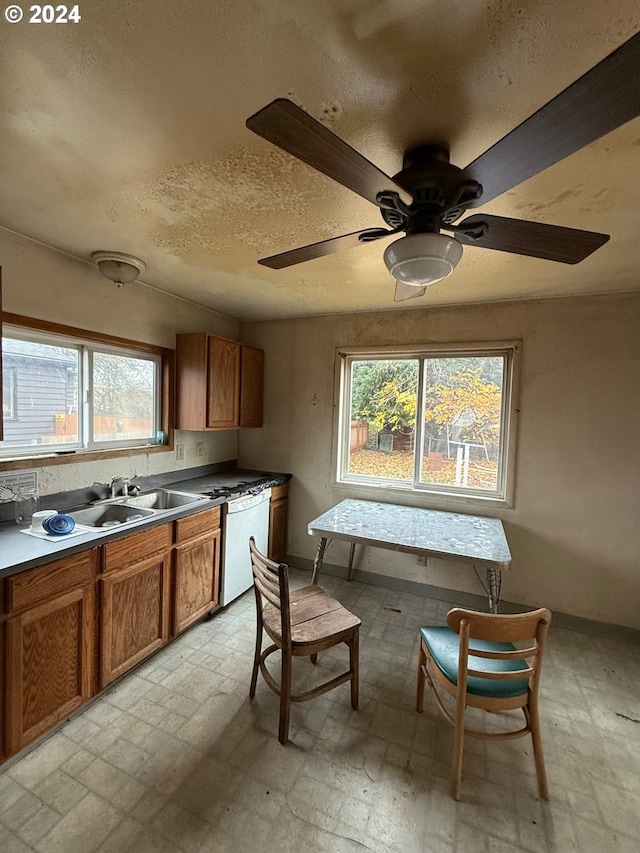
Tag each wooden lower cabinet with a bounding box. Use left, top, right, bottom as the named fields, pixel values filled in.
left=4, top=549, right=97, bottom=755
left=100, top=524, right=172, bottom=688
left=269, top=483, right=289, bottom=562
left=1, top=504, right=222, bottom=763
left=100, top=553, right=171, bottom=687
left=172, top=505, right=221, bottom=635
left=173, top=530, right=220, bottom=634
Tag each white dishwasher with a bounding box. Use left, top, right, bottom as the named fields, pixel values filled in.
left=220, top=488, right=271, bottom=606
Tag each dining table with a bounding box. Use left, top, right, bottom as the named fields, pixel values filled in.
left=307, top=498, right=512, bottom=612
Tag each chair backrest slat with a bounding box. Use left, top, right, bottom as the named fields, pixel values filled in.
left=470, top=645, right=538, bottom=661
left=254, top=574, right=281, bottom=610
left=449, top=607, right=551, bottom=690
left=448, top=608, right=550, bottom=643
left=249, top=536, right=291, bottom=647
left=467, top=666, right=535, bottom=680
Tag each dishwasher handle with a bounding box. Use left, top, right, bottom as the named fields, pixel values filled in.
left=225, top=488, right=272, bottom=514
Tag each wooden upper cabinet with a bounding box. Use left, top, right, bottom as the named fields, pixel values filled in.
left=240, top=345, right=264, bottom=428
left=207, top=335, right=240, bottom=429
left=175, top=333, right=263, bottom=430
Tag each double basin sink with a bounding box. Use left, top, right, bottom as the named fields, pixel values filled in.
left=66, top=488, right=211, bottom=529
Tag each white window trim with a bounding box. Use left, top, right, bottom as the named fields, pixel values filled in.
left=332, top=341, right=521, bottom=510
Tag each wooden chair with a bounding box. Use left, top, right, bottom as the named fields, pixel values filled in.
left=249, top=537, right=361, bottom=744
left=417, top=606, right=552, bottom=800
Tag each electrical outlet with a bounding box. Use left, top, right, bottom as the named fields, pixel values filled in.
left=175, top=444, right=185, bottom=461
left=195, top=441, right=203, bottom=457
left=416, top=554, right=427, bottom=566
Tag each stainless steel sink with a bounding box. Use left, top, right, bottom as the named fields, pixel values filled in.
left=122, top=488, right=210, bottom=511
left=67, top=503, right=157, bottom=528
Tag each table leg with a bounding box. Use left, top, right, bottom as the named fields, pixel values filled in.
left=346, top=542, right=357, bottom=581
left=486, top=567, right=501, bottom=614
left=311, top=537, right=330, bottom=585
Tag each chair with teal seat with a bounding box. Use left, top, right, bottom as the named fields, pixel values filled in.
left=417, top=607, right=552, bottom=801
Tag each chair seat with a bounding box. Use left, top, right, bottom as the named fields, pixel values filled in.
left=264, top=586, right=361, bottom=648
left=420, top=626, right=529, bottom=698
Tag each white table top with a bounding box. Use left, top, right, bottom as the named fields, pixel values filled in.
left=308, top=498, right=511, bottom=570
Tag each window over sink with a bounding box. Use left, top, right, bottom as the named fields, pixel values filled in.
left=335, top=341, right=520, bottom=507
left=0, top=315, right=173, bottom=462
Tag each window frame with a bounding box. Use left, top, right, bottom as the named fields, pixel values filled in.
left=333, top=341, right=521, bottom=509
left=0, top=313, right=174, bottom=469
left=2, top=364, right=17, bottom=420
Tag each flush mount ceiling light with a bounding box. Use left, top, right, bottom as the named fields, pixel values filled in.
left=383, top=232, right=463, bottom=286
left=91, top=251, right=146, bottom=287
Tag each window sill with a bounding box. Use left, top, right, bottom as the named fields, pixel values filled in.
left=0, top=442, right=174, bottom=471
left=333, top=478, right=514, bottom=512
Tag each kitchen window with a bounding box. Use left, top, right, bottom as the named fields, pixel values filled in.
left=336, top=342, right=520, bottom=506
left=0, top=316, right=172, bottom=461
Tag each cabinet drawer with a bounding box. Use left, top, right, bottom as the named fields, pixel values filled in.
left=5, top=549, right=96, bottom=614
left=270, top=483, right=289, bottom=502
left=103, top=524, right=171, bottom=573
left=174, top=506, right=221, bottom=542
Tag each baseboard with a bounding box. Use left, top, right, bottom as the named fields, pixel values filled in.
left=287, top=554, right=640, bottom=644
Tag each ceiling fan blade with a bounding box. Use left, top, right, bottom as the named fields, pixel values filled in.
left=454, top=214, right=609, bottom=264
left=258, top=228, right=391, bottom=269
left=394, top=282, right=427, bottom=302
left=461, top=32, right=640, bottom=206
left=247, top=98, right=413, bottom=208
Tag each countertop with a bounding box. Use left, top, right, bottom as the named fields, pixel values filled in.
left=0, top=468, right=291, bottom=579
left=168, top=469, right=291, bottom=496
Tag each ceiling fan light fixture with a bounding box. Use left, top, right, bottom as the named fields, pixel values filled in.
left=383, top=233, right=463, bottom=286
left=91, top=251, right=146, bottom=287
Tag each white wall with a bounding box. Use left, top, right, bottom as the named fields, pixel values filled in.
left=0, top=229, right=240, bottom=493
left=239, top=293, right=640, bottom=629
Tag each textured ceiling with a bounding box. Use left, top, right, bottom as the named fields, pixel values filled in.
left=1, top=0, right=639, bottom=321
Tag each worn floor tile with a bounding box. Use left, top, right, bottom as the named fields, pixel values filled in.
left=1, top=569, right=639, bottom=853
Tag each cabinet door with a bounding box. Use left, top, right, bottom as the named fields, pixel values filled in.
left=173, top=530, right=220, bottom=635
left=175, top=333, right=208, bottom=430
left=100, top=554, right=170, bottom=687
left=269, top=485, right=289, bottom=562
left=6, top=585, right=94, bottom=754
left=239, top=345, right=264, bottom=428
left=207, top=336, right=240, bottom=428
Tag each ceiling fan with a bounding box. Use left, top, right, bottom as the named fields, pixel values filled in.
left=246, top=32, right=640, bottom=302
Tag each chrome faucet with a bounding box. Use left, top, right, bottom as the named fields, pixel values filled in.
left=109, top=476, right=123, bottom=499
